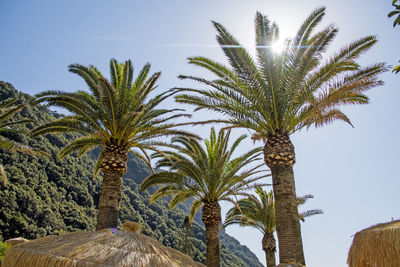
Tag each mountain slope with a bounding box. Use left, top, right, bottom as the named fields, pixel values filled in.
left=0, top=81, right=263, bottom=267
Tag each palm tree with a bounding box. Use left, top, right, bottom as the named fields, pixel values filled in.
left=140, top=128, right=268, bottom=267
left=31, top=59, right=194, bottom=230
left=224, top=187, right=322, bottom=267
left=175, top=8, right=386, bottom=265
left=181, top=216, right=193, bottom=255
left=0, top=98, right=48, bottom=184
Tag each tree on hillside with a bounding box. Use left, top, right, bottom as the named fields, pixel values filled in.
left=32, top=59, right=194, bottom=230
left=224, top=186, right=322, bottom=267
left=141, top=128, right=268, bottom=267
left=388, top=0, right=400, bottom=73
left=0, top=98, right=48, bottom=184
left=180, top=216, right=193, bottom=255
left=175, top=7, right=386, bottom=265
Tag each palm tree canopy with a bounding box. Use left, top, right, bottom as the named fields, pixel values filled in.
left=140, top=128, right=269, bottom=222
left=175, top=7, right=387, bottom=138
left=223, top=187, right=323, bottom=234
left=32, top=59, right=194, bottom=177
left=224, top=186, right=275, bottom=234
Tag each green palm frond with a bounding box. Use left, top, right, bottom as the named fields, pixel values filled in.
left=296, top=194, right=323, bottom=221
left=58, top=136, right=102, bottom=159
left=0, top=138, right=50, bottom=158
left=189, top=199, right=203, bottom=222
left=388, top=0, right=400, bottom=27
left=0, top=98, right=29, bottom=131
left=0, top=106, right=24, bottom=123
left=389, top=1, right=400, bottom=73
left=393, top=63, right=400, bottom=74
left=141, top=128, right=268, bottom=219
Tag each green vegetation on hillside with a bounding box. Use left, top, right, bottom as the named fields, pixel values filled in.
left=0, top=81, right=263, bottom=267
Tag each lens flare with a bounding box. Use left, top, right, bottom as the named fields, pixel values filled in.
left=271, top=41, right=285, bottom=53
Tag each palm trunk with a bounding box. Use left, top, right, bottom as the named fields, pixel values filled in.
left=262, top=233, right=276, bottom=267
left=96, top=169, right=123, bottom=230
left=263, top=131, right=305, bottom=266
left=96, top=144, right=128, bottom=230
left=266, top=251, right=276, bottom=267
left=202, top=201, right=221, bottom=267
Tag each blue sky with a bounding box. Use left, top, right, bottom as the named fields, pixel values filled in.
left=1, top=1, right=399, bottom=266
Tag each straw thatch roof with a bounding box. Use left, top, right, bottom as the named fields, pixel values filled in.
left=2, top=223, right=204, bottom=267
left=347, top=219, right=400, bottom=267
left=4, top=237, right=29, bottom=247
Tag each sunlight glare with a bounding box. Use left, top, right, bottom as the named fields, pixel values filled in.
left=271, top=41, right=285, bottom=53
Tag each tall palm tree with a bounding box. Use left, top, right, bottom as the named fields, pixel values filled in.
left=0, top=98, right=48, bottom=184
left=175, top=8, right=386, bottom=265
left=31, top=59, right=194, bottom=230
left=224, top=187, right=322, bottom=267
left=140, top=128, right=268, bottom=267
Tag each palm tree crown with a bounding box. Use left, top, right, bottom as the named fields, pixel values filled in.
left=223, top=187, right=322, bottom=267
left=176, top=8, right=386, bottom=137
left=141, top=128, right=267, bottom=222
left=224, top=186, right=275, bottom=235
left=141, top=128, right=268, bottom=267
left=224, top=188, right=322, bottom=233
left=32, top=59, right=192, bottom=176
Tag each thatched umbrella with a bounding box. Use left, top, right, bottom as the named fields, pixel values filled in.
left=347, top=219, right=400, bottom=267
left=2, top=222, right=204, bottom=267
left=4, top=237, right=29, bottom=247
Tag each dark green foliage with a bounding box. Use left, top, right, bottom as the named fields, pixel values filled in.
left=0, top=82, right=99, bottom=239
left=180, top=216, right=193, bottom=255
left=0, top=82, right=263, bottom=267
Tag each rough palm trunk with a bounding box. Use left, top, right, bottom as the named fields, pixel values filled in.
left=262, top=232, right=277, bottom=267
left=263, top=131, right=305, bottom=266
left=202, top=201, right=221, bottom=267
left=96, top=144, right=128, bottom=230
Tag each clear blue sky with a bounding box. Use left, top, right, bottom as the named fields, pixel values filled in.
left=1, top=1, right=399, bottom=266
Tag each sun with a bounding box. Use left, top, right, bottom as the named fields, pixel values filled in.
left=271, top=41, right=285, bottom=53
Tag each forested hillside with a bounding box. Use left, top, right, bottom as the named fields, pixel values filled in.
left=0, top=81, right=263, bottom=267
